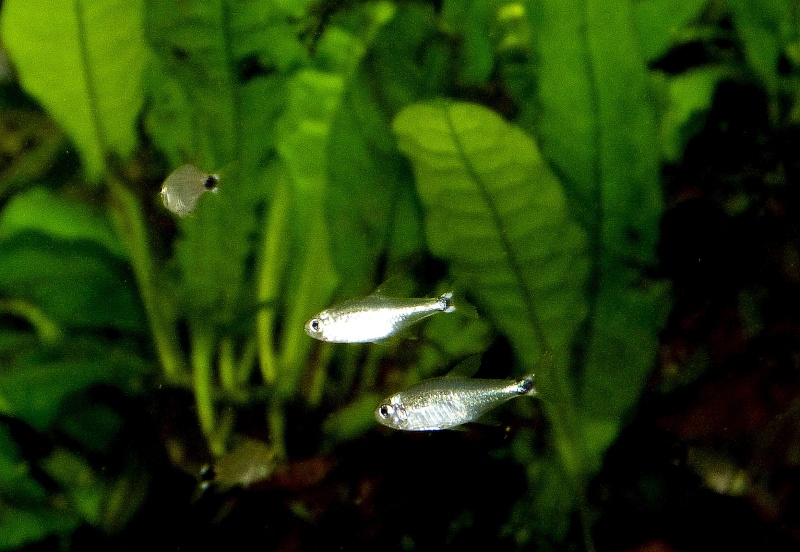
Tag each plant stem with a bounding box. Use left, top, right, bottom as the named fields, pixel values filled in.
left=107, top=177, right=184, bottom=381
left=0, top=298, right=62, bottom=345
left=190, top=320, right=220, bottom=454
left=219, top=336, right=236, bottom=392
left=257, top=175, right=291, bottom=385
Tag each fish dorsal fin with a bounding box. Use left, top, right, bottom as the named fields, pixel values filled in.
left=443, top=355, right=482, bottom=379
left=370, top=274, right=415, bottom=298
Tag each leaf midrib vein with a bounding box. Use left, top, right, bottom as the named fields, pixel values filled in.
left=442, top=105, right=551, bottom=358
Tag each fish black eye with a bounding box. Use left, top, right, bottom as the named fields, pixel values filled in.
left=309, top=319, right=320, bottom=332
left=378, top=404, right=392, bottom=419
left=204, top=175, right=219, bottom=190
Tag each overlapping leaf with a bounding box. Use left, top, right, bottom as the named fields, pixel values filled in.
left=0, top=0, right=147, bottom=180
left=394, top=101, right=589, bottom=387
left=525, top=0, right=670, bottom=467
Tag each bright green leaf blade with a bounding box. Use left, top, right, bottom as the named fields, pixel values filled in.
left=0, top=235, right=144, bottom=331
left=525, top=0, right=670, bottom=470
left=393, top=101, right=589, bottom=385
left=632, top=0, right=710, bottom=62
left=0, top=188, right=126, bottom=258
left=658, top=67, right=727, bottom=163
left=0, top=0, right=147, bottom=180
left=729, top=0, right=794, bottom=94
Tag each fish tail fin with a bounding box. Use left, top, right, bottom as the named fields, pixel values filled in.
left=439, top=292, right=456, bottom=313
left=517, top=374, right=537, bottom=396
left=439, top=292, right=480, bottom=318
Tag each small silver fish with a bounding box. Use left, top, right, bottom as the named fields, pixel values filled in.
left=375, top=374, right=537, bottom=431
left=305, top=292, right=455, bottom=343
left=160, top=164, right=219, bottom=217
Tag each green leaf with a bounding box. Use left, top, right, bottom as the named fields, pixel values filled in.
left=0, top=340, right=144, bottom=431
left=525, top=0, right=669, bottom=468
left=393, top=101, right=589, bottom=387
left=0, top=235, right=144, bottom=331
left=632, top=0, right=710, bottom=62
left=0, top=0, right=147, bottom=180
left=322, top=393, right=382, bottom=444
left=0, top=504, right=80, bottom=551
left=441, top=0, right=496, bottom=84
left=144, top=0, right=307, bottom=324
left=0, top=424, right=47, bottom=504
left=0, top=188, right=126, bottom=258
left=658, top=67, right=727, bottom=163
left=729, top=0, right=795, bottom=94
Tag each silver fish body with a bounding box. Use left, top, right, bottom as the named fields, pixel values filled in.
left=160, top=164, right=219, bottom=217
left=305, top=292, right=455, bottom=343
left=375, top=374, right=536, bottom=431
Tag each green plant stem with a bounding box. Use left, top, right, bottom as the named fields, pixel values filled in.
left=236, top=335, right=258, bottom=385
left=257, top=176, right=291, bottom=385
left=0, top=298, right=63, bottom=344
left=219, top=336, right=236, bottom=392
left=107, top=177, right=184, bottom=381
left=190, top=320, right=220, bottom=454
left=307, top=342, right=333, bottom=407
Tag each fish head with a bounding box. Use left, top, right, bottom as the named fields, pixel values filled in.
left=304, top=311, right=331, bottom=341
left=374, top=395, right=407, bottom=429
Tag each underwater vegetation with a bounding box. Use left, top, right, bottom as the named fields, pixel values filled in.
left=1, top=0, right=800, bottom=550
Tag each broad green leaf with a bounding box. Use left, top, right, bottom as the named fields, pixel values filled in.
left=0, top=339, right=144, bottom=431
left=0, top=0, right=147, bottom=180
left=658, top=67, right=727, bottom=163
left=525, top=0, right=669, bottom=468
left=0, top=235, right=144, bottom=331
left=0, top=188, right=126, bottom=258
left=632, top=0, right=710, bottom=62
left=274, top=69, right=342, bottom=396
left=394, top=101, right=589, bottom=389
left=441, top=0, right=496, bottom=84
left=144, top=0, right=307, bottom=171
left=144, top=0, right=310, bottom=324
left=0, top=505, right=80, bottom=551
left=325, top=5, right=449, bottom=300
left=729, top=0, right=795, bottom=94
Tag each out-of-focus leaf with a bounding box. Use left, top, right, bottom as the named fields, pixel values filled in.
left=322, top=393, right=382, bottom=444
left=0, top=188, right=126, bottom=258
left=144, top=0, right=306, bottom=324
left=658, top=67, right=727, bottom=163
left=41, top=448, right=103, bottom=526
left=0, top=505, right=80, bottom=551
left=394, top=102, right=589, bottom=388
left=0, top=0, right=147, bottom=180
left=0, top=424, right=47, bottom=503
left=441, top=0, right=495, bottom=84
left=326, top=5, right=446, bottom=300
left=729, top=0, right=795, bottom=94
left=57, top=400, right=123, bottom=454
left=274, top=69, right=342, bottom=397
left=0, top=110, right=65, bottom=199
left=0, top=340, right=144, bottom=431
left=0, top=235, right=144, bottom=331
left=416, top=306, right=494, bottom=379
left=526, top=0, right=669, bottom=469
left=632, top=0, right=710, bottom=62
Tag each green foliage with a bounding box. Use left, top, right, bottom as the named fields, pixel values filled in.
left=0, top=0, right=147, bottom=181
left=0, top=0, right=797, bottom=549
left=394, top=102, right=589, bottom=383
